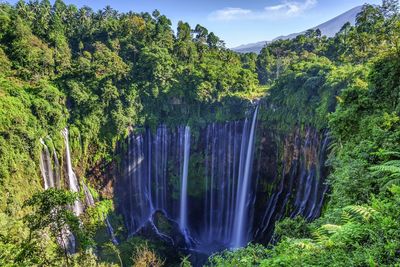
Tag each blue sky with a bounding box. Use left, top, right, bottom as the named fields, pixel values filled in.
left=5, top=0, right=382, bottom=47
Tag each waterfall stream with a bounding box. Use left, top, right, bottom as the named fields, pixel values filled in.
left=232, top=105, right=259, bottom=248
left=118, top=106, right=265, bottom=252
left=37, top=103, right=328, bottom=260
left=179, top=126, right=191, bottom=239
left=105, top=216, right=119, bottom=245
left=39, top=134, right=77, bottom=254
left=39, top=138, right=55, bottom=190
left=38, top=105, right=328, bottom=258
left=116, top=104, right=329, bottom=256
left=39, top=129, right=120, bottom=251
left=62, top=128, right=83, bottom=216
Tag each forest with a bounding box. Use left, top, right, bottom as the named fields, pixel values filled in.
left=0, top=0, right=399, bottom=266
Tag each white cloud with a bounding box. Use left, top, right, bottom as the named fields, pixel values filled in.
left=210, top=7, right=252, bottom=21
left=209, top=0, right=318, bottom=21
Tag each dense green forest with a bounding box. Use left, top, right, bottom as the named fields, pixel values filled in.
left=0, top=0, right=399, bottom=266
left=212, top=1, right=400, bottom=266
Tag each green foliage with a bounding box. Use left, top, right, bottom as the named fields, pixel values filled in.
left=1, top=0, right=260, bottom=184
left=211, top=2, right=400, bottom=266
left=274, top=216, right=312, bottom=239
left=98, top=237, right=168, bottom=267
left=213, top=188, right=400, bottom=266
left=180, top=255, right=193, bottom=267
left=342, top=205, right=378, bottom=222
left=131, top=244, right=164, bottom=267
left=0, top=212, right=43, bottom=266
left=260, top=54, right=336, bottom=132
left=0, top=76, right=66, bottom=214
left=24, top=189, right=92, bottom=252
left=0, top=0, right=400, bottom=266
left=209, top=244, right=269, bottom=266
left=0, top=189, right=93, bottom=266
left=369, top=149, right=400, bottom=190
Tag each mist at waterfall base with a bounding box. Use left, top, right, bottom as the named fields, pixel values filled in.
left=116, top=105, right=329, bottom=263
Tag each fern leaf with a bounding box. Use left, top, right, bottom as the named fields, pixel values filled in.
left=370, top=165, right=400, bottom=175
left=320, top=224, right=342, bottom=234
left=312, top=224, right=341, bottom=247
left=388, top=173, right=400, bottom=178
left=382, top=178, right=400, bottom=190
left=382, top=160, right=400, bottom=167
left=292, top=239, right=317, bottom=250
left=341, top=210, right=352, bottom=223
left=377, top=151, right=400, bottom=157
left=343, top=205, right=377, bottom=221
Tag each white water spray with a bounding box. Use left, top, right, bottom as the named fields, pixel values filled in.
left=39, top=138, right=55, bottom=189
left=179, top=126, right=191, bottom=236
left=62, top=128, right=83, bottom=216
left=232, top=105, right=259, bottom=248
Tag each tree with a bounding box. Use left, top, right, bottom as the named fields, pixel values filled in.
left=207, top=32, right=220, bottom=48
left=32, top=0, right=51, bottom=39
left=175, top=21, right=196, bottom=62
left=48, top=0, right=72, bottom=74
left=194, top=24, right=208, bottom=44
left=23, top=189, right=87, bottom=265
left=381, top=0, right=399, bottom=19
left=176, top=21, right=191, bottom=42
left=10, top=15, right=54, bottom=79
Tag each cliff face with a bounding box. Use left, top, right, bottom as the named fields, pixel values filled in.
left=38, top=102, right=329, bottom=256
left=36, top=104, right=329, bottom=266
left=111, top=104, right=330, bottom=254
left=253, top=126, right=329, bottom=243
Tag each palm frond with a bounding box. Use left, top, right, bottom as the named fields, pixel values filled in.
left=382, top=160, right=400, bottom=166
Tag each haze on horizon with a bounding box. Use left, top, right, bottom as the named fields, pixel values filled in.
left=3, top=0, right=382, bottom=48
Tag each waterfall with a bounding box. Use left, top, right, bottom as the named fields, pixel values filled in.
left=83, top=183, right=95, bottom=206
left=125, top=133, right=152, bottom=233
left=62, top=128, right=83, bottom=216
left=179, top=126, right=191, bottom=237
left=39, top=138, right=55, bottom=189
left=39, top=138, right=62, bottom=190
left=52, top=148, right=61, bottom=189
left=232, top=105, right=259, bottom=248
left=118, top=108, right=261, bottom=250
left=200, top=117, right=257, bottom=248
left=39, top=136, right=76, bottom=254
left=253, top=129, right=329, bottom=243
left=105, top=216, right=119, bottom=245
left=154, top=125, right=168, bottom=211
left=116, top=105, right=329, bottom=255
left=82, top=181, right=119, bottom=245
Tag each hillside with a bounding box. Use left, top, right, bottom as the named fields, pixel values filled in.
left=232, top=5, right=363, bottom=54
left=0, top=1, right=399, bottom=267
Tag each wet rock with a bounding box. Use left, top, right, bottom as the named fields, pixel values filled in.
left=137, top=210, right=188, bottom=249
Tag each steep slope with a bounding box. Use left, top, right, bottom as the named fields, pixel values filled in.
left=274, top=5, right=363, bottom=40
left=232, top=5, right=363, bottom=54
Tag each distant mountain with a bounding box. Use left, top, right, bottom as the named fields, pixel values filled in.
left=232, top=5, right=363, bottom=54
left=272, top=5, right=363, bottom=41
left=231, top=41, right=271, bottom=54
